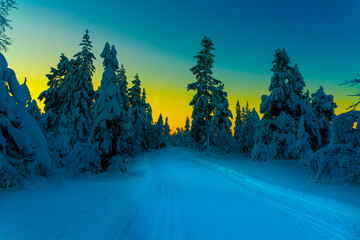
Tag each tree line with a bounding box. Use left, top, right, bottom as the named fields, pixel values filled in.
left=170, top=36, right=359, bottom=185
left=0, top=29, right=171, bottom=189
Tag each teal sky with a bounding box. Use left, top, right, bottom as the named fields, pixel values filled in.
left=4, top=0, right=360, bottom=130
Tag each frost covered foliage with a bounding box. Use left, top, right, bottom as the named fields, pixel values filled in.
left=65, top=29, right=96, bottom=144
left=169, top=117, right=192, bottom=147
left=252, top=49, right=297, bottom=161
left=296, top=115, right=313, bottom=165
left=307, top=112, right=360, bottom=185
left=342, top=74, right=360, bottom=110
left=39, top=30, right=96, bottom=147
left=0, top=0, right=17, bottom=52
left=90, top=43, right=122, bottom=172
left=169, top=127, right=185, bottom=147
left=141, top=88, right=154, bottom=151
left=188, top=36, right=226, bottom=151
left=311, top=86, right=337, bottom=146
left=233, top=101, right=243, bottom=144
left=252, top=49, right=321, bottom=161
left=153, top=114, right=165, bottom=149
left=235, top=102, right=259, bottom=153
left=39, top=54, right=70, bottom=133
left=115, top=64, right=134, bottom=158
left=128, top=73, right=147, bottom=152
left=211, top=85, right=233, bottom=153
left=164, top=117, right=170, bottom=146
left=0, top=53, right=51, bottom=189
left=184, top=116, right=191, bottom=146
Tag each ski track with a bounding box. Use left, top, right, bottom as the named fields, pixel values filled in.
left=215, top=173, right=354, bottom=240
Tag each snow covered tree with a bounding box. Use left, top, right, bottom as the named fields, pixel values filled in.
left=188, top=36, right=221, bottom=151
left=211, top=84, right=233, bottom=153
left=252, top=49, right=297, bottom=161
left=185, top=116, right=190, bottom=135
left=54, top=113, right=71, bottom=164
left=311, top=86, right=337, bottom=146
left=67, top=29, right=96, bottom=143
left=0, top=0, right=17, bottom=52
left=252, top=49, right=322, bottom=160
left=141, top=88, right=153, bottom=151
left=183, top=116, right=191, bottom=147
left=128, top=73, right=146, bottom=151
left=115, top=64, right=134, bottom=158
left=307, top=111, right=360, bottom=185
left=57, top=30, right=96, bottom=145
left=39, top=54, right=71, bottom=133
left=169, top=127, right=185, bottom=147
left=233, top=100, right=243, bottom=145
left=90, top=43, right=121, bottom=172
left=163, top=117, right=170, bottom=146
left=308, top=73, right=360, bottom=185
left=298, top=90, right=322, bottom=152
left=296, top=115, right=313, bottom=166
left=153, top=114, right=165, bottom=149
left=117, top=64, right=129, bottom=112
left=40, top=30, right=96, bottom=146
left=0, top=53, right=51, bottom=189
left=238, top=103, right=259, bottom=153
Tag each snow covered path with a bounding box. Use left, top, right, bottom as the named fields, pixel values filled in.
left=127, top=149, right=360, bottom=240
left=1, top=148, right=359, bottom=239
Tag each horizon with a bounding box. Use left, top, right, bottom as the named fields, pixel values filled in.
left=4, top=0, right=360, bottom=131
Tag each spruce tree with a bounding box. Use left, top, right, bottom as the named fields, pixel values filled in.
left=211, top=84, right=233, bottom=152
left=67, top=29, right=96, bottom=143
left=296, top=115, right=313, bottom=166
left=238, top=104, right=259, bottom=153
left=128, top=73, right=146, bottom=151
left=117, top=64, right=129, bottom=112
left=253, top=49, right=321, bottom=160
left=341, top=74, right=360, bottom=110
left=0, top=0, right=17, bottom=52
left=188, top=36, right=221, bottom=150
left=90, top=43, right=120, bottom=172
left=116, top=64, right=134, bottom=157
left=311, top=86, right=337, bottom=146
left=252, top=49, right=297, bottom=161
left=141, top=88, right=153, bottom=150
left=164, top=117, right=171, bottom=146
left=234, top=100, right=243, bottom=145
left=184, top=117, right=190, bottom=135
left=184, top=116, right=191, bottom=147
left=39, top=54, right=70, bottom=132
left=153, top=114, right=165, bottom=149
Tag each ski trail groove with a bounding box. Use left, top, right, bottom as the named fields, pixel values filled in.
left=214, top=173, right=356, bottom=240
left=148, top=162, right=177, bottom=240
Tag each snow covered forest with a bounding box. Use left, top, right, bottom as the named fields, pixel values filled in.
left=0, top=0, right=359, bottom=189
left=171, top=36, right=360, bottom=186
left=1, top=1, right=360, bottom=239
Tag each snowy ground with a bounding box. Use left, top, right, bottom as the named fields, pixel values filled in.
left=0, top=148, right=359, bottom=240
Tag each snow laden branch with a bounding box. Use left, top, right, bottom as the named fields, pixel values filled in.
left=0, top=0, right=17, bottom=52
left=341, top=74, right=360, bottom=110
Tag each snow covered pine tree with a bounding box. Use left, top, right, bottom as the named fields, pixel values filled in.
left=0, top=53, right=51, bottom=188
left=188, top=36, right=222, bottom=151
left=90, top=43, right=121, bottom=172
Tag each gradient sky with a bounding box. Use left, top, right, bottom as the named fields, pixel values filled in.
left=4, top=0, right=360, bottom=131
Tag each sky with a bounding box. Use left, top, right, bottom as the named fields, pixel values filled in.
left=4, top=0, right=360, bottom=131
